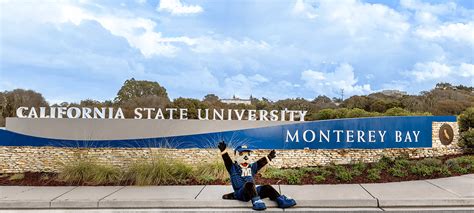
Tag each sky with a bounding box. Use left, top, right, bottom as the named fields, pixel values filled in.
left=0, top=0, right=473, bottom=104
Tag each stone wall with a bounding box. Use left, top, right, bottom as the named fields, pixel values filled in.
left=0, top=122, right=465, bottom=173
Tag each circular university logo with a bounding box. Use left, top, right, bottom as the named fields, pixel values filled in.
left=439, top=123, right=454, bottom=146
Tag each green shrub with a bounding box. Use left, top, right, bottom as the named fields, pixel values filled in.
left=332, top=165, right=353, bottom=182
left=446, top=156, right=474, bottom=174
left=313, top=175, right=325, bottom=183
left=40, top=174, right=50, bottom=181
left=367, top=168, right=381, bottom=181
left=351, top=162, right=366, bottom=176
left=90, top=165, right=121, bottom=184
left=9, top=173, right=24, bottom=181
left=59, top=161, right=121, bottom=185
left=262, top=168, right=304, bottom=184
left=196, top=174, right=216, bottom=184
left=261, top=167, right=286, bottom=179
left=173, top=162, right=194, bottom=181
left=384, top=107, right=433, bottom=116
left=313, top=109, right=338, bottom=120
left=394, top=158, right=410, bottom=167
left=346, top=108, right=372, bottom=118
left=301, top=167, right=331, bottom=177
left=334, top=108, right=350, bottom=118
left=317, top=168, right=332, bottom=177
left=385, top=107, right=410, bottom=116
left=459, top=107, right=474, bottom=132
left=438, top=166, right=452, bottom=176
left=460, top=129, right=474, bottom=149
left=285, top=169, right=303, bottom=184
left=313, top=108, right=387, bottom=120
left=126, top=159, right=193, bottom=185
left=374, top=155, right=393, bottom=170
left=459, top=107, right=474, bottom=148
left=59, top=161, right=94, bottom=183
left=446, top=159, right=467, bottom=174
left=389, top=166, right=408, bottom=177
left=419, top=158, right=443, bottom=167
left=300, top=167, right=320, bottom=174
left=410, top=158, right=443, bottom=176
left=194, top=159, right=228, bottom=184
left=388, top=158, right=410, bottom=177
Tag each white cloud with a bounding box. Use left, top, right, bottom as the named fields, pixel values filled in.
left=401, top=0, right=457, bottom=16
left=191, top=37, right=270, bottom=54
left=94, top=15, right=197, bottom=57
left=1, top=0, right=472, bottom=102
left=459, top=63, right=474, bottom=78
left=222, top=74, right=270, bottom=98
left=58, top=7, right=198, bottom=57
left=278, top=80, right=300, bottom=88
left=250, top=74, right=269, bottom=83
left=410, top=62, right=452, bottom=81
left=292, top=0, right=318, bottom=19
left=301, top=63, right=371, bottom=98
left=294, top=0, right=410, bottom=38
left=380, top=80, right=411, bottom=92
left=409, top=62, right=474, bottom=84
left=154, top=68, right=220, bottom=92
left=16, top=2, right=264, bottom=58
left=2, top=1, right=199, bottom=58
left=415, top=22, right=474, bottom=45
left=158, top=0, right=203, bottom=15
left=401, top=0, right=473, bottom=45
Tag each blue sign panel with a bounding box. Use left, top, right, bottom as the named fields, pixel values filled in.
left=0, top=116, right=456, bottom=149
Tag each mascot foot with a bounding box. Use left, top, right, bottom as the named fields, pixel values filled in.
left=276, top=195, right=296, bottom=208
left=222, top=193, right=235, bottom=200
left=251, top=196, right=267, bottom=211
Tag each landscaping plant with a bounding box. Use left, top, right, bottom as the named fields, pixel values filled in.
left=21, top=154, right=470, bottom=186
left=458, top=107, right=474, bottom=149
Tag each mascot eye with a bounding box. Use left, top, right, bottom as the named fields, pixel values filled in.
left=239, top=152, right=243, bottom=156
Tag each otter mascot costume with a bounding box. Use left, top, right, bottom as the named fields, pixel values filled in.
left=218, top=141, right=296, bottom=210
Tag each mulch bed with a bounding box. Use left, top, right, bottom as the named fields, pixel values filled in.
left=0, top=154, right=472, bottom=186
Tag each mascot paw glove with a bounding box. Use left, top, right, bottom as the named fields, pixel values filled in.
left=276, top=195, right=296, bottom=208
left=267, top=150, right=276, bottom=160
left=218, top=141, right=227, bottom=152
left=251, top=196, right=267, bottom=211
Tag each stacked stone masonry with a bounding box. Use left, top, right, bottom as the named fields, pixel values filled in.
left=0, top=122, right=466, bottom=173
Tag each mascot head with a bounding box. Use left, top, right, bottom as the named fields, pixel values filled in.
left=234, top=145, right=252, bottom=168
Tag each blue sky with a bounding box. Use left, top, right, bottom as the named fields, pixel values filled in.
left=0, top=0, right=473, bottom=104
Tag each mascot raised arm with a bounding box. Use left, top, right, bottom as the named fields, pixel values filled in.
left=218, top=141, right=296, bottom=211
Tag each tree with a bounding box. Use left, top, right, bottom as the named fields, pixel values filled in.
left=121, top=96, right=171, bottom=118
left=458, top=107, right=474, bottom=148
left=114, top=78, right=169, bottom=104
left=435, top=82, right=453, bottom=90
left=312, top=95, right=336, bottom=110
left=274, top=98, right=313, bottom=110
left=255, top=97, right=273, bottom=110
left=312, top=95, right=332, bottom=104
left=400, top=95, right=425, bottom=112
left=0, top=92, right=6, bottom=126
left=80, top=99, right=102, bottom=107
left=2, top=89, right=49, bottom=124
left=203, top=94, right=219, bottom=102
left=341, top=95, right=367, bottom=110
left=173, top=98, right=208, bottom=119
left=369, top=100, right=389, bottom=113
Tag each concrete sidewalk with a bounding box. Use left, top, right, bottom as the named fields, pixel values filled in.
left=0, top=175, right=473, bottom=212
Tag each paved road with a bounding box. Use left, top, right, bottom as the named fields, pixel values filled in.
left=0, top=174, right=473, bottom=212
